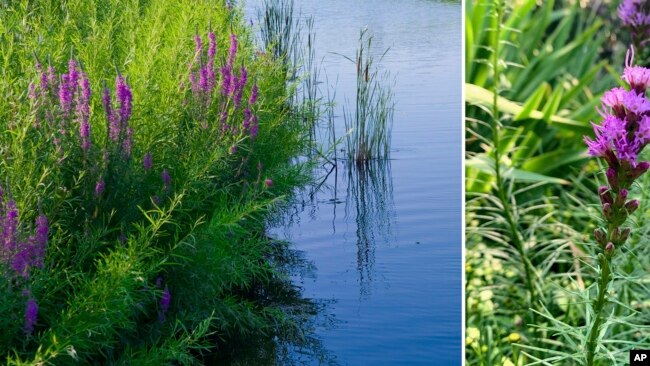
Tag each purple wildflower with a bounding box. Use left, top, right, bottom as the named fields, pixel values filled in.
left=208, top=32, right=217, bottom=58
left=95, top=179, right=105, bottom=197
left=116, top=75, right=133, bottom=123
left=249, top=83, right=258, bottom=106
left=619, top=1, right=650, bottom=49
left=59, top=73, right=73, bottom=118
left=228, top=34, right=238, bottom=66
left=33, top=215, right=48, bottom=268
left=24, top=297, right=38, bottom=334
left=77, top=73, right=92, bottom=151
left=585, top=52, right=650, bottom=166
left=234, top=67, right=247, bottom=107
left=159, top=286, right=171, bottom=322
left=194, top=34, right=203, bottom=56
left=264, top=179, right=273, bottom=188
left=4, top=200, right=18, bottom=252
left=161, top=169, right=171, bottom=191
left=243, top=108, right=252, bottom=130
left=250, top=115, right=259, bottom=139
left=143, top=152, right=153, bottom=171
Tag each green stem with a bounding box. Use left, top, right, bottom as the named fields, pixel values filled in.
left=586, top=253, right=612, bottom=366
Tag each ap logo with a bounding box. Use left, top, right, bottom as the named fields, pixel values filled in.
left=631, top=350, right=650, bottom=365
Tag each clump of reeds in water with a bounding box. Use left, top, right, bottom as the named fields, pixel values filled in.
left=258, top=0, right=321, bottom=136
left=344, top=28, right=394, bottom=164
left=258, top=0, right=300, bottom=81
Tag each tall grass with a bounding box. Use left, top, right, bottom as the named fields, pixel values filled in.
left=343, top=29, right=394, bottom=163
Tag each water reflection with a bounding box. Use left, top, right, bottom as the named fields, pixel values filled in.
left=344, top=160, right=394, bottom=298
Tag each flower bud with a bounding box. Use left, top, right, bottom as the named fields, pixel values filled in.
left=615, top=189, right=628, bottom=206
left=620, top=227, right=631, bottom=244
left=605, top=242, right=615, bottom=253
left=629, top=161, right=650, bottom=181
left=598, top=186, right=613, bottom=206
left=625, top=199, right=639, bottom=214
left=603, top=202, right=613, bottom=220
left=611, top=227, right=621, bottom=242
left=606, top=168, right=620, bottom=191
left=594, top=228, right=607, bottom=246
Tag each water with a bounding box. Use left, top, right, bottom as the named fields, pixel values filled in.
left=245, top=1, right=461, bottom=364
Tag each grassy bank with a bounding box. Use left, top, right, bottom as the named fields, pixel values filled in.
left=0, top=0, right=314, bottom=364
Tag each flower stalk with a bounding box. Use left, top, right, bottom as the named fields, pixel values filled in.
left=583, top=48, right=650, bottom=365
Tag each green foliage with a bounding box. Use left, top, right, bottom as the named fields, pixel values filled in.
left=466, top=1, right=650, bottom=365
left=0, top=0, right=316, bottom=364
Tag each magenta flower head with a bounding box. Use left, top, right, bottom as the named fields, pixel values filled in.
left=264, top=178, right=273, bottom=188
left=584, top=51, right=650, bottom=170
left=24, top=297, right=38, bottom=334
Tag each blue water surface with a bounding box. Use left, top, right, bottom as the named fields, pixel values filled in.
left=245, top=1, right=461, bottom=364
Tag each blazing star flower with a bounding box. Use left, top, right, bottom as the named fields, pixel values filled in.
left=24, top=297, right=38, bottom=334
left=264, top=179, right=273, bottom=188
left=584, top=50, right=650, bottom=168
left=619, top=0, right=650, bottom=49
left=583, top=48, right=650, bottom=366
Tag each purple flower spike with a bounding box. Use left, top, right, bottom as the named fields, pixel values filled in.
left=24, top=297, right=38, bottom=334
left=116, top=75, right=133, bottom=123
left=34, top=215, right=48, bottom=268
left=159, top=286, right=171, bottom=322
left=228, top=34, right=238, bottom=66
left=4, top=200, right=18, bottom=252
left=249, top=83, right=258, bottom=106
left=208, top=32, right=217, bottom=58
left=59, top=73, right=73, bottom=118
left=143, top=152, right=153, bottom=171
left=95, top=179, right=105, bottom=197
left=161, top=169, right=171, bottom=191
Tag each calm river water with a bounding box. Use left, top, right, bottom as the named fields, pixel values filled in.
left=245, top=1, right=461, bottom=364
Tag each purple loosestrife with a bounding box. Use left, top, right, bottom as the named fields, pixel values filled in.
left=95, top=179, right=105, bottom=197
left=161, top=169, right=171, bottom=192
left=76, top=73, right=92, bottom=151
left=583, top=49, right=650, bottom=366
left=143, top=152, right=153, bottom=171
left=103, top=76, right=134, bottom=159
left=159, top=286, right=171, bottom=322
left=0, top=190, right=48, bottom=280
left=24, top=297, right=38, bottom=334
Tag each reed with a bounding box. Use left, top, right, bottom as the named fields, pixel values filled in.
left=343, top=29, right=394, bottom=163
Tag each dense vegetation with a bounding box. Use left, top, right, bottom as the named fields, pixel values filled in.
left=0, top=0, right=316, bottom=364
left=466, top=0, right=650, bottom=365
